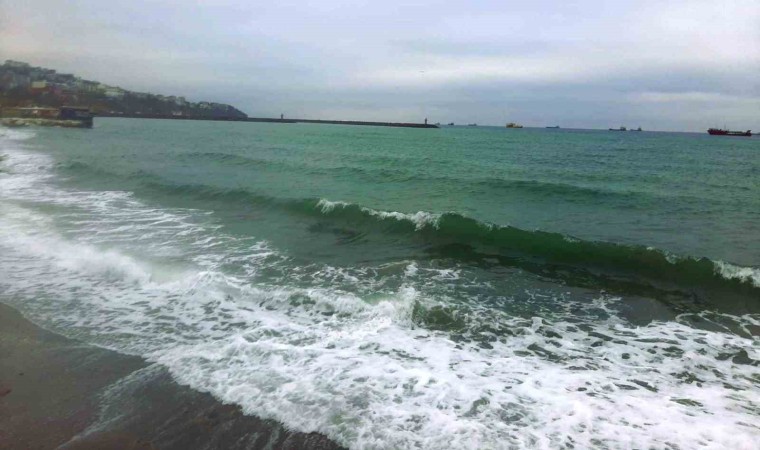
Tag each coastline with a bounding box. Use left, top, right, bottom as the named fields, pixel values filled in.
left=0, top=302, right=345, bottom=450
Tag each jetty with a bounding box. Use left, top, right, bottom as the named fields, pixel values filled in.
left=98, top=113, right=439, bottom=129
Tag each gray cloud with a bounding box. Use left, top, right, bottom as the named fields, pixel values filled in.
left=1, top=0, right=758, bottom=131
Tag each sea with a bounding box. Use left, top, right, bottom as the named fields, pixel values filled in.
left=1, top=119, right=758, bottom=449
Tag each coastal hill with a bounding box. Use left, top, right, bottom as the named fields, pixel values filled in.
left=0, top=60, right=247, bottom=119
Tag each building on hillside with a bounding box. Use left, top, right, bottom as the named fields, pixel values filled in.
left=29, top=80, right=50, bottom=93
left=105, top=88, right=125, bottom=98
left=76, top=80, right=99, bottom=93
left=4, top=60, right=30, bottom=68
left=1, top=106, right=60, bottom=118
left=54, top=73, right=75, bottom=83
left=0, top=72, right=29, bottom=90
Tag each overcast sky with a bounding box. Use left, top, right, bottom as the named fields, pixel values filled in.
left=1, top=0, right=758, bottom=130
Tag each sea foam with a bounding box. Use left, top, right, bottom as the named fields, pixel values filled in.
left=714, top=260, right=760, bottom=288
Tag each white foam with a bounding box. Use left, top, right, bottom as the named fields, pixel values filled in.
left=403, top=262, right=418, bottom=277
left=150, top=303, right=759, bottom=450
left=362, top=207, right=441, bottom=230
left=317, top=197, right=441, bottom=230
left=647, top=246, right=682, bottom=264
left=0, top=126, right=37, bottom=142
left=317, top=198, right=350, bottom=212
left=715, top=260, right=760, bottom=288
left=0, top=211, right=151, bottom=285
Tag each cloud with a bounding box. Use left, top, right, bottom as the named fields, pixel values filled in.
left=1, top=0, right=758, bottom=130
left=630, top=92, right=760, bottom=104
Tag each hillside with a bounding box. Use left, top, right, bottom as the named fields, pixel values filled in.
left=0, top=60, right=247, bottom=119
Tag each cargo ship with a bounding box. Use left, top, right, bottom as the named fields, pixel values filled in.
left=506, top=122, right=523, bottom=128
left=707, top=128, right=751, bottom=137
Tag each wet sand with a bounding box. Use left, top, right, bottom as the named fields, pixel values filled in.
left=0, top=303, right=344, bottom=450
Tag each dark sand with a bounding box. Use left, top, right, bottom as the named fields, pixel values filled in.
left=0, top=303, right=344, bottom=450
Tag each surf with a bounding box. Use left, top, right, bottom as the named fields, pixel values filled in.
left=2, top=125, right=759, bottom=449
left=46, top=155, right=760, bottom=312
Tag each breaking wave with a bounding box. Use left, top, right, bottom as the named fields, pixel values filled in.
left=51, top=156, right=760, bottom=310
left=310, top=199, right=760, bottom=288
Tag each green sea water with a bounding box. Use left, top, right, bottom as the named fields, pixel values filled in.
left=1, top=119, right=758, bottom=449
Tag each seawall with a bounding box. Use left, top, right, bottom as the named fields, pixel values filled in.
left=98, top=113, right=439, bottom=129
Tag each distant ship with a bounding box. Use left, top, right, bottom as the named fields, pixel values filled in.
left=632, top=127, right=642, bottom=132
left=506, top=122, right=523, bottom=128
left=546, top=126, right=560, bottom=129
left=468, top=123, right=477, bottom=127
left=609, top=126, right=627, bottom=131
left=707, top=128, right=752, bottom=137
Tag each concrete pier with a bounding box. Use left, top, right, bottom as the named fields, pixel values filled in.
left=98, top=113, right=439, bottom=129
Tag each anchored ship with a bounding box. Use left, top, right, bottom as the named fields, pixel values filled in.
left=707, top=128, right=752, bottom=137
left=506, top=122, right=523, bottom=128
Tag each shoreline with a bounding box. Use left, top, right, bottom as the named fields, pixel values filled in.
left=0, top=302, right=345, bottom=450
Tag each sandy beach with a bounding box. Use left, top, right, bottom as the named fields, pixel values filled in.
left=0, top=303, right=344, bottom=450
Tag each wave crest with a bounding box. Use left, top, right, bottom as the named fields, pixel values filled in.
left=317, top=198, right=441, bottom=230
left=307, top=199, right=759, bottom=310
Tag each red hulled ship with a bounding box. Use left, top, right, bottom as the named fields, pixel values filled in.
left=707, top=128, right=752, bottom=137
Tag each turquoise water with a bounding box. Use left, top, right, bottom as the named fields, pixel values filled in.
left=1, top=119, right=758, bottom=449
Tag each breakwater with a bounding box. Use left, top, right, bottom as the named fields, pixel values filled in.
left=98, top=113, right=439, bottom=128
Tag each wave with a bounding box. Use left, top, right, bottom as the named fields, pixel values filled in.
left=179, top=151, right=309, bottom=172
left=2, top=201, right=759, bottom=449
left=475, top=177, right=643, bottom=202
left=184, top=152, right=658, bottom=203
left=124, top=176, right=760, bottom=309
left=53, top=161, right=759, bottom=310
left=317, top=198, right=441, bottom=230
left=58, top=157, right=675, bottom=207
left=307, top=199, right=760, bottom=305
left=714, top=261, right=760, bottom=288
